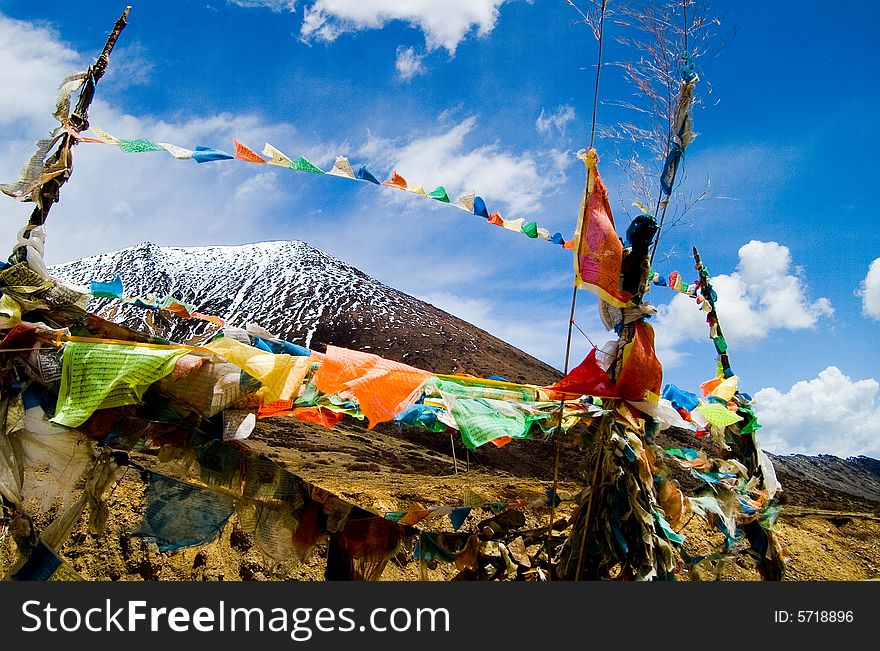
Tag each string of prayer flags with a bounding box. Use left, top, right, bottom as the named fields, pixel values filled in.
left=71, top=128, right=570, bottom=249
left=85, top=275, right=225, bottom=326
left=383, top=491, right=562, bottom=529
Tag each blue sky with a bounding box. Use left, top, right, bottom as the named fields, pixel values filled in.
left=0, top=0, right=878, bottom=458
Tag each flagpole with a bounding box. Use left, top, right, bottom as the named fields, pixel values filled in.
left=649, top=0, right=692, bottom=268
left=546, top=0, right=608, bottom=581
left=9, top=6, right=131, bottom=268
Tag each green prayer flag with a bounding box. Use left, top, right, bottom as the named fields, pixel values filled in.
left=712, top=335, right=728, bottom=354
left=384, top=512, right=407, bottom=522
left=654, top=511, right=685, bottom=545
left=521, top=221, right=539, bottom=238
left=289, top=156, right=325, bottom=174
left=437, top=381, right=535, bottom=450
left=53, top=342, right=187, bottom=428
left=695, top=402, right=743, bottom=428
left=119, top=139, right=164, bottom=153
left=739, top=410, right=762, bottom=435
left=428, top=186, right=450, bottom=202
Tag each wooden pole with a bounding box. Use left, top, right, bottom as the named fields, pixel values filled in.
left=10, top=6, right=131, bottom=265
left=547, top=0, right=609, bottom=581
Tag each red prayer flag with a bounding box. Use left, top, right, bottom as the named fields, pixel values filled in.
left=543, top=348, right=617, bottom=399
left=233, top=137, right=266, bottom=164
left=544, top=322, right=662, bottom=402
left=572, top=149, right=632, bottom=307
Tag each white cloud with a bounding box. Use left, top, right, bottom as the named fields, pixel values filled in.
left=300, top=0, right=510, bottom=54
left=358, top=116, right=563, bottom=215
left=536, top=105, right=575, bottom=137
left=0, top=14, right=306, bottom=266
left=395, top=46, right=426, bottom=80
left=226, top=0, right=297, bottom=11
left=752, top=367, right=880, bottom=459
left=103, top=42, right=155, bottom=89
left=0, top=15, right=83, bottom=128
left=859, top=258, right=880, bottom=320
left=653, top=240, right=833, bottom=368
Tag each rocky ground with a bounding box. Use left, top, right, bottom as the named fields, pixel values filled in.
left=3, top=415, right=878, bottom=582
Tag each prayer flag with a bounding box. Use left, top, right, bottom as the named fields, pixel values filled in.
left=233, top=138, right=266, bottom=163
left=572, top=148, right=632, bottom=307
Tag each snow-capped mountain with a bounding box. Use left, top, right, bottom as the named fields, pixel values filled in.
left=50, top=241, right=561, bottom=384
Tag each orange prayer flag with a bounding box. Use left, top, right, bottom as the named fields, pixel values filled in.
left=381, top=170, right=408, bottom=189
left=615, top=321, right=663, bottom=402
left=257, top=400, right=295, bottom=419
left=233, top=137, right=266, bottom=164
left=313, top=346, right=431, bottom=429
left=162, top=302, right=192, bottom=319
left=291, top=406, right=344, bottom=428
left=699, top=377, right=723, bottom=396
left=192, top=312, right=225, bottom=326
left=399, top=509, right=433, bottom=526
left=572, top=149, right=632, bottom=307
left=656, top=477, right=688, bottom=530
left=487, top=211, right=504, bottom=226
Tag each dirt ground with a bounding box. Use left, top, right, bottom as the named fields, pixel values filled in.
left=3, top=416, right=879, bottom=581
